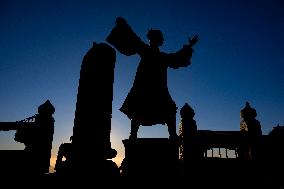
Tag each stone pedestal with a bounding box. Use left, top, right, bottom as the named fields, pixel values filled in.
left=121, top=138, right=180, bottom=176
left=0, top=150, right=36, bottom=176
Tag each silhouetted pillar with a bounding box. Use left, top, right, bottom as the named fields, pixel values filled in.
left=239, top=102, right=262, bottom=160
left=179, top=103, right=201, bottom=173
left=33, top=100, right=55, bottom=173
left=71, top=42, right=118, bottom=174
left=0, top=100, right=55, bottom=175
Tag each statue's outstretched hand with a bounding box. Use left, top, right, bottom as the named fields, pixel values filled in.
left=188, top=34, right=199, bottom=47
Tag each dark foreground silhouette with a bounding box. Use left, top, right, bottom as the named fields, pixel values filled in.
left=0, top=17, right=283, bottom=188
left=0, top=101, right=283, bottom=188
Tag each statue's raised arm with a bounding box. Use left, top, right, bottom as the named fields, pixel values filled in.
left=106, top=17, right=144, bottom=56
left=166, top=34, right=199, bottom=69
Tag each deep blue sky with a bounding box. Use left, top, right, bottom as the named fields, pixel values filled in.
left=1, top=0, right=283, bottom=167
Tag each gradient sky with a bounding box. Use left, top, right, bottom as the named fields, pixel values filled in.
left=1, top=0, right=283, bottom=169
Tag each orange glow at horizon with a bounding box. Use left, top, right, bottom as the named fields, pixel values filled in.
left=49, top=154, right=124, bottom=173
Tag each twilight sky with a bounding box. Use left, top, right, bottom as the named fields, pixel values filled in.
left=0, top=0, right=283, bottom=169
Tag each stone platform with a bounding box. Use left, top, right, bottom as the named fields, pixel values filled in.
left=121, top=138, right=180, bottom=176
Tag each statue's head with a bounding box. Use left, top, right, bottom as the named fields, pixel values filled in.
left=147, top=29, right=164, bottom=47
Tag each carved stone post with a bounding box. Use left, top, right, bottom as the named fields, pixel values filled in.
left=240, top=102, right=262, bottom=160
left=179, top=103, right=200, bottom=173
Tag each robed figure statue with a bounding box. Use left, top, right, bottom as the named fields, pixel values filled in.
left=107, top=17, right=198, bottom=140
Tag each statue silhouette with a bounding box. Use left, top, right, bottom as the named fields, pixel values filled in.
left=107, top=17, right=198, bottom=140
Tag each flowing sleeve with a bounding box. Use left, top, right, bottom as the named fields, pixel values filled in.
left=166, top=44, right=194, bottom=69
left=106, top=18, right=144, bottom=56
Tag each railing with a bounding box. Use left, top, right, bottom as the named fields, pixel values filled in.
left=181, top=130, right=251, bottom=160
left=205, top=148, right=238, bottom=158
left=0, top=115, right=37, bottom=131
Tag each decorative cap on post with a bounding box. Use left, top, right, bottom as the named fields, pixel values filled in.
left=179, top=103, right=197, bottom=138
left=180, top=103, right=195, bottom=120
left=240, top=101, right=257, bottom=120
left=38, top=100, right=55, bottom=116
